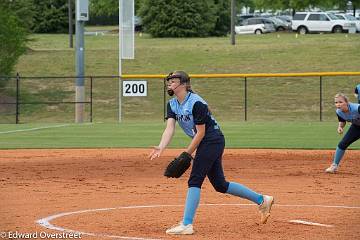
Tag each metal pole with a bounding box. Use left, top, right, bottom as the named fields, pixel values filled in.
left=118, top=0, right=123, bottom=122
left=16, top=73, right=20, bottom=124
left=244, top=77, right=247, bottom=121
left=68, top=0, right=73, bottom=48
left=353, top=4, right=356, bottom=17
left=230, top=0, right=236, bottom=45
left=90, top=76, right=93, bottom=122
left=163, top=77, right=166, bottom=121
left=75, top=16, right=85, bottom=123
left=320, top=76, right=323, bottom=122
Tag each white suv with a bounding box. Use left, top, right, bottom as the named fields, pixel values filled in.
left=291, top=12, right=354, bottom=34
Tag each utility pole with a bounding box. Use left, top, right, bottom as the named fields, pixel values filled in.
left=230, top=0, right=236, bottom=45
left=75, top=0, right=89, bottom=123
left=68, top=0, right=73, bottom=48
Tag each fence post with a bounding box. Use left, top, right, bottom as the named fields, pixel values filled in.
left=320, top=76, right=323, bottom=122
left=244, top=77, right=247, bottom=121
left=163, top=77, right=166, bottom=121
left=118, top=76, right=122, bottom=122
left=16, top=73, right=20, bottom=124
left=90, top=76, right=93, bottom=122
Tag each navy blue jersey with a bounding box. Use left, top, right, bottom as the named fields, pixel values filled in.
left=166, top=92, right=223, bottom=141
left=336, top=103, right=360, bottom=126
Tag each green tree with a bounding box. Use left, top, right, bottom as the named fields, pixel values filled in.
left=251, top=0, right=360, bottom=13
left=210, top=0, right=231, bottom=36
left=139, top=0, right=216, bottom=37
left=90, top=0, right=117, bottom=16
left=32, top=0, right=69, bottom=33
left=90, top=0, right=229, bottom=37
left=328, top=0, right=360, bottom=14
left=349, top=0, right=360, bottom=15
left=0, top=0, right=35, bottom=31
left=90, top=0, right=143, bottom=16
left=287, top=0, right=360, bottom=14
left=0, top=5, right=28, bottom=80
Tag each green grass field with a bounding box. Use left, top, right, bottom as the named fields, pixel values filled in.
left=2, top=31, right=358, bottom=123
left=1, top=30, right=360, bottom=150
left=0, top=122, right=359, bottom=149
left=18, top=31, right=360, bottom=76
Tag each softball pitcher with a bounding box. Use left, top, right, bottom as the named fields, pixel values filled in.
left=149, top=71, right=274, bottom=235
left=325, top=93, right=360, bottom=173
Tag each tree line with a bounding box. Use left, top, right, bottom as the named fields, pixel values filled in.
left=0, top=0, right=359, bottom=77
left=2, top=0, right=358, bottom=35
left=94, top=0, right=359, bottom=37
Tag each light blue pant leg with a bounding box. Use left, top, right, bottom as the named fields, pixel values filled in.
left=333, top=147, right=345, bottom=165
left=226, top=182, right=263, bottom=205
left=183, top=187, right=201, bottom=225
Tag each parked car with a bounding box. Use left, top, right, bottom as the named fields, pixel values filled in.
left=235, top=17, right=276, bottom=34
left=236, top=14, right=258, bottom=24
left=276, top=15, right=292, bottom=25
left=267, top=17, right=291, bottom=31
left=291, top=12, right=355, bottom=34
left=335, top=13, right=360, bottom=32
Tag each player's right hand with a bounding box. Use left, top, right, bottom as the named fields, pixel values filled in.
left=148, top=146, right=164, bottom=160
left=337, top=127, right=344, bottom=134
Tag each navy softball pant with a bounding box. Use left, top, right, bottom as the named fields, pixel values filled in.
left=188, top=137, right=229, bottom=193
left=338, top=124, right=360, bottom=150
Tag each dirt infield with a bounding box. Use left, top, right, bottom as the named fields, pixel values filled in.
left=0, top=148, right=359, bottom=240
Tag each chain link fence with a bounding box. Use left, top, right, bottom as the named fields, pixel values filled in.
left=0, top=73, right=359, bottom=123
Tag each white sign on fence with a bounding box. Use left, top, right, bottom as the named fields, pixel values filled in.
left=122, top=81, right=147, bottom=96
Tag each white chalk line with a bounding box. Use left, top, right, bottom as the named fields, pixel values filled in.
left=0, top=123, right=93, bottom=134
left=289, top=220, right=334, bottom=228
left=36, top=203, right=360, bottom=240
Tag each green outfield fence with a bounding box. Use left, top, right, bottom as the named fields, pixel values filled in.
left=0, top=72, right=359, bottom=123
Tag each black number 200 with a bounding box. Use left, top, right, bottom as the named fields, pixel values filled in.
left=125, top=83, right=145, bottom=94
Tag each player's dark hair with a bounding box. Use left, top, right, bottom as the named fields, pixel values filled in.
left=166, top=71, right=192, bottom=91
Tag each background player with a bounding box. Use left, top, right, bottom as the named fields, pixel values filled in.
left=355, top=84, right=360, bottom=103
left=325, top=93, right=360, bottom=173
left=149, top=71, right=274, bottom=235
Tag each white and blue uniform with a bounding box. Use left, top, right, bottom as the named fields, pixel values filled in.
left=355, top=84, right=360, bottom=103
left=167, top=92, right=223, bottom=141
left=336, top=103, right=360, bottom=151
left=167, top=92, right=227, bottom=191
left=167, top=91, right=263, bottom=226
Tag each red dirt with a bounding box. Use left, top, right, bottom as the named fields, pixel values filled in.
left=0, top=148, right=359, bottom=240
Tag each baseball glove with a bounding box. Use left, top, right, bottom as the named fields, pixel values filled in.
left=164, top=152, right=193, bottom=178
